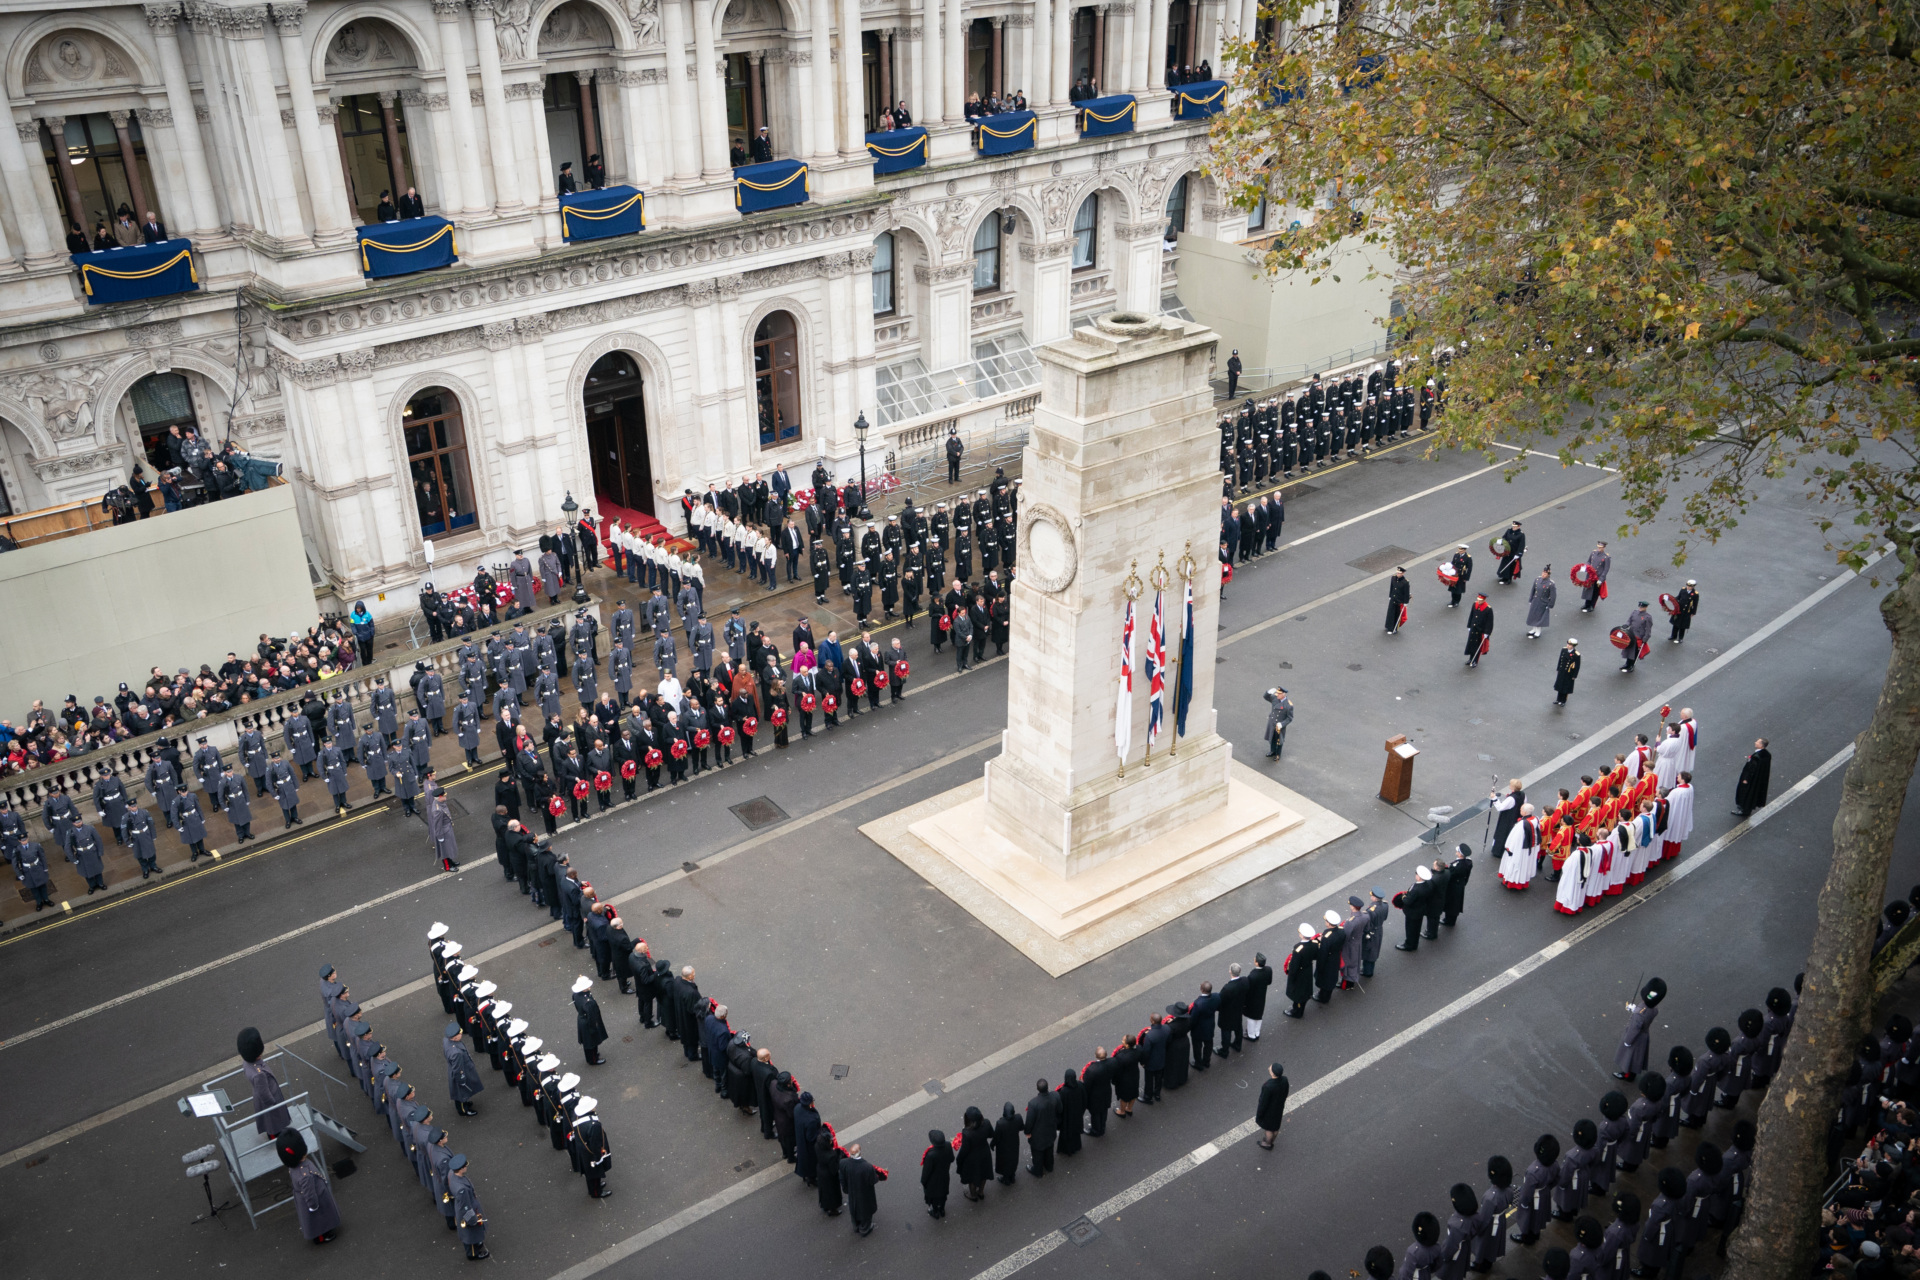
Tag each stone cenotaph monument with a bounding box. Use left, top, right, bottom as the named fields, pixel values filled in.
left=864, top=313, right=1352, bottom=974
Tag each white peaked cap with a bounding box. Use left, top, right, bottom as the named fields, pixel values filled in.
left=1298, top=922, right=1316, bottom=939
left=1324, top=909, right=1343, bottom=926
left=491, top=1000, right=512, bottom=1019
left=571, top=975, right=593, bottom=993
left=1415, top=865, right=1433, bottom=881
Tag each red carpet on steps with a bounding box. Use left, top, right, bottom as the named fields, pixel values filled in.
left=593, top=495, right=671, bottom=541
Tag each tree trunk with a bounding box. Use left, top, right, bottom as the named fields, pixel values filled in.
left=1726, top=543, right=1920, bottom=1280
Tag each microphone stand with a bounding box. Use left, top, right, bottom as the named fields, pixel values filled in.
left=192, top=1170, right=235, bottom=1224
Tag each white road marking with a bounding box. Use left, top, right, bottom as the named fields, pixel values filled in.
left=962, top=743, right=1855, bottom=1280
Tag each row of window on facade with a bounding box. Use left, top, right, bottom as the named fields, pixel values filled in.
left=869, top=177, right=1189, bottom=314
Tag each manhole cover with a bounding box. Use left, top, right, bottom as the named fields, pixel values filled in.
left=1282, top=482, right=1318, bottom=496
left=923, top=1079, right=944, bottom=1096
left=733, top=1158, right=756, bottom=1173
left=1346, top=663, right=1364, bottom=671
left=661, top=907, right=683, bottom=918
left=1347, top=545, right=1419, bottom=574
left=729, top=797, right=789, bottom=830
left=1066, top=1217, right=1101, bottom=1246
left=831, top=1064, right=851, bottom=1080
left=681, top=860, right=700, bottom=872
left=1278, top=661, right=1293, bottom=670
left=1641, top=567, right=1670, bottom=581
left=1477, top=753, right=1494, bottom=762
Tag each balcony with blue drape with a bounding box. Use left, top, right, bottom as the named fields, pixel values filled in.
left=973, top=111, right=1037, bottom=156
left=559, top=186, right=646, bottom=242
left=357, top=217, right=459, bottom=279
left=733, top=159, right=810, bottom=213
left=72, top=239, right=199, bottom=305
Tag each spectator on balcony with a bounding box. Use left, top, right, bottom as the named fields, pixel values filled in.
left=376, top=190, right=398, bottom=222
left=878, top=109, right=895, bottom=131
left=1069, top=78, right=1092, bottom=103
left=159, top=469, right=186, bottom=513
left=92, top=222, right=115, bottom=252
left=398, top=187, right=426, bottom=219
left=965, top=93, right=987, bottom=119
left=129, top=465, right=154, bottom=518
left=113, top=211, right=141, bottom=248
left=585, top=153, right=606, bottom=189
left=730, top=139, right=748, bottom=168
left=750, top=127, right=774, bottom=163
left=558, top=161, right=578, bottom=195
left=1198, top=59, right=1212, bottom=80
left=141, top=211, right=169, bottom=245
left=893, top=100, right=912, bottom=126
left=1011, top=90, right=1029, bottom=110
left=65, top=222, right=90, bottom=254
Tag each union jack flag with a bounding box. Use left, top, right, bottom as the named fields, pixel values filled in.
left=1146, top=590, right=1166, bottom=746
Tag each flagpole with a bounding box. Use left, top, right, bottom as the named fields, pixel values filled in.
left=1171, top=541, right=1196, bottom=757
left=1145, top=553, right=1169, bottom=767
left=1118, top=560, right=1143, bottom=779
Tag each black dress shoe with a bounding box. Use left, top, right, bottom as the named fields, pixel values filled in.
left=1394, top=941, right=1417, bottom=951
left=1612, top=1071, right=1635, bottom=1081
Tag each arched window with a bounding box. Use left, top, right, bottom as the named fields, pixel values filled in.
left=128, top=371, right=199, bottom=471
left=1072, top=195, right=1098, bottom=269
left=753, top=311, right=802, bottom=447
left=402, top=387, right=477, bottom=538
left=973, top=216, right=1002, bottom=292
left=872, top=232, right=896, bottom=315
left=1165, top=175, right=1189, bottom=243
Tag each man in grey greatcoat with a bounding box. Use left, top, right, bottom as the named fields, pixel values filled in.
left=92, top=768, right=129, bottom=844
left=321, top=743, right=351, bottom=816
left=453, top=695, right=482, bottom=767
left=172, top=790, right=209, bottom=860
left=193, top=736, right=224, bottom=799
left=358, top=724, right=388, bottom=795
left=145, top=753, right=182, bottom=828
left=511, top=550, right=536, bottom=610
left=65, top=820, right=107, bottom=892
left=1526, top=566, right=1558, bottom=639
left=429, top=792, right=461, bottom=873
left=415, top=664, right=447, bottom=734
left=326, top=691, right=357, bottom=760
left=270, top=752, right=302, bottom=827
left=572, top=652, right=598, bottom=707
left=1621, top=601, right=1654, bottom=674
left=653, top=629, right=678, bottom=678
left=539, top=547, right=563, bottom=604
left=535, top=666, right=563, bottom=720
left=217, top=764, right=255, bottom=842
left=285, top=712, right=318, bottom=780
left=238, top=724, right=270, bottom=797
left=1263, top=687, right=1294, bottom=759
left=405, top=710, right=434, bottom=774
left=370, top=677, right=400, bottom=746
left=388, top=741, right=420, bottom=817
left=692, top=616, right=715, bottom=676
left=609, top=642, right=634, bottom=706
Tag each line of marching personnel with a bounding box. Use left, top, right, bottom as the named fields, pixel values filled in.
left=318, top=957, right=494, bottom=1260
left=1329, top=974, right=1817, bottom=1280
left=1218, top=361, right=1443, bottom=496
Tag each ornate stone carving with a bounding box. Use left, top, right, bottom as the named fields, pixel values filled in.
left=126, top=320, right=184, bottom=346
left=433, top=0, right=466, bottom=18
left=220, top=5, right=271, bottom=38
left=470, top=87, right=486, bottom=106
left=270, top=2, right=306, bottom=35
left=32, top=449, right=123, bottom=481
left=624, top=0, right=662, bottom=45
left=232, top=411, right=286, bottom=439
left=4, top=366, right=110, bottom=442
left=424, top=93, right=450, bottom=111
left=503, top=80, right=546, bottom=99
left=375, top=327, right=484, bottom=367
left=819, top=251, right=850, bottom=279
left=514, top=313, right=553, bottom=343
left=481, top=321, right=516, bottom=351
left=934, top=196, right=978, bottom=254
left=990, top=167, right=1017, bottom=191
left=1113, top=217, right=1164, bottom=241
left=912, top=262, right=975, bottom=284
left=1017, top=503, right=1077, bottom=593
left=195, top=106, right=212, bottom=123
left=739, top=260, right=822, bottom=290
left=789, top=50, right=811, bottom=66
left=1007, top=12, right=1034, bottom=25
left=1201, top=203, right=1226, bottom=221
left=144, top=3, right=184, bottom=30
left=1040, top=179, right=1073, bottom=230
left=338, top=349, right=377, bottom=376
left=684, top=279, right=717, bottom=305
left=1185, top=133, right=1208, bottom=152
left=494, top=0, right=534, bottom=58
left=1017, top=239, right=1074, bottom=260
left=280, top=108, right=297, bottom=126
left=273, top=353, right=341, bottom=388
left=315, top=103, right=339, bottom=123
left=17, top=122, right=41, bottom=142
left=38, top=343, right=60, bottom=363
left=137, top=106, right=175, bottom=127
left=849, top=246, right=875, bottom=269
left=25, top=30, right=141, bottom=89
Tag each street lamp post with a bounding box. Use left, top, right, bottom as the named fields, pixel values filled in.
left=853, top=411, right=871, bottom=519
left=560, top=490, right=589, bottom=602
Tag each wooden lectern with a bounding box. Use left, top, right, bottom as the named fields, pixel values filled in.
left=1379, top=734, right=1419, bottom=803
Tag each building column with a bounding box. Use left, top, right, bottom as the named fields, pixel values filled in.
left=0, top=114, right=58, bottom=261
left=810, top=0, right=835, bottom=158
left=433, top=0, right=486, bottom=213
left=106, top=111, right=154, bottom=224
left=990, top=18, right=1004, bottom=97
left=227, top=9, right=308, bottom=242
left=271, top=4, right=354, bottom=241
left=1147, top=0, right=1168, bottom=88
left=1093, top=8, right=1107, bottom=89
left=575, top=70, right=601, bottom=162
left=142, top=5, right=221, bottom=239
left=411, top=89, right=460, bottom=214
left=944, top=0, right=964, bottom=118
left=611, top=69, right=654, bottom=189
left=184, top=7, right=260, bottom=233
left=661, top=0, right=698, bottom=180
left=691, top=0, right=729, bottom=175
left=1031, top=0, right=1050, bottom=108
left=1051, top=0, right=1070, bottom=103
left=1116, top=3, right=1136, bottom=90
left=746, top=53, right=766, bottom=140
left=918, top=0, right=941, bottom=123
left=41, top=119, right=87, bottom=231
left=509, top=82, right=558, bottom=207
left=471, top=0, right=526, bottom=211
left=837, top=0, right=863, bottom=150
left=878, top=30, right=893, bottom=119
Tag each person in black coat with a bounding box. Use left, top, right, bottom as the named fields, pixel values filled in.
left=1055, top=1070, right=1087, bottom=1156
left=572, top=976, right=608, bottom=1065
left=1386, top=568, right=1412, bottom=633
left=1218, top=966, right=1248, bottom=1056
left=1081, top=1048, right=1114, bottom=1137
left=1733, top=739, right=1771, bottom=816
left=1313, top=910, right=1346, bottom=1001
left=816, top=1129, right=845, bottom=1215
left=1023, top=1080, right=1058, bottom=1176
left=1188, top=984, right=1219, bottom=1069
left=1443, top=842, right=1474, bottom=926
left=1162, top=1004, right=1192, bottom=1089
left=1245, top=954, right=1273, bottom=1039
left=1141, top=1017, right=1171, bottom=1102
left=956, top=1107, right=993, bottom=1199
left=1282, top=923, right=1320, bottom=1017
left=1110, top=1035, right=1141, bottom=1119
left=921, top=1130, right=954, bottom=1218
left=1394, top=866, right=1436, bottom=950
left=992, top=1102, right=1023, bottom=1185
left=1256, top=1062, right=1290, bottom=1149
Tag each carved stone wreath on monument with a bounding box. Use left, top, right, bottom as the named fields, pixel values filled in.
left=1017, top=502, right=1077, bottom=593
